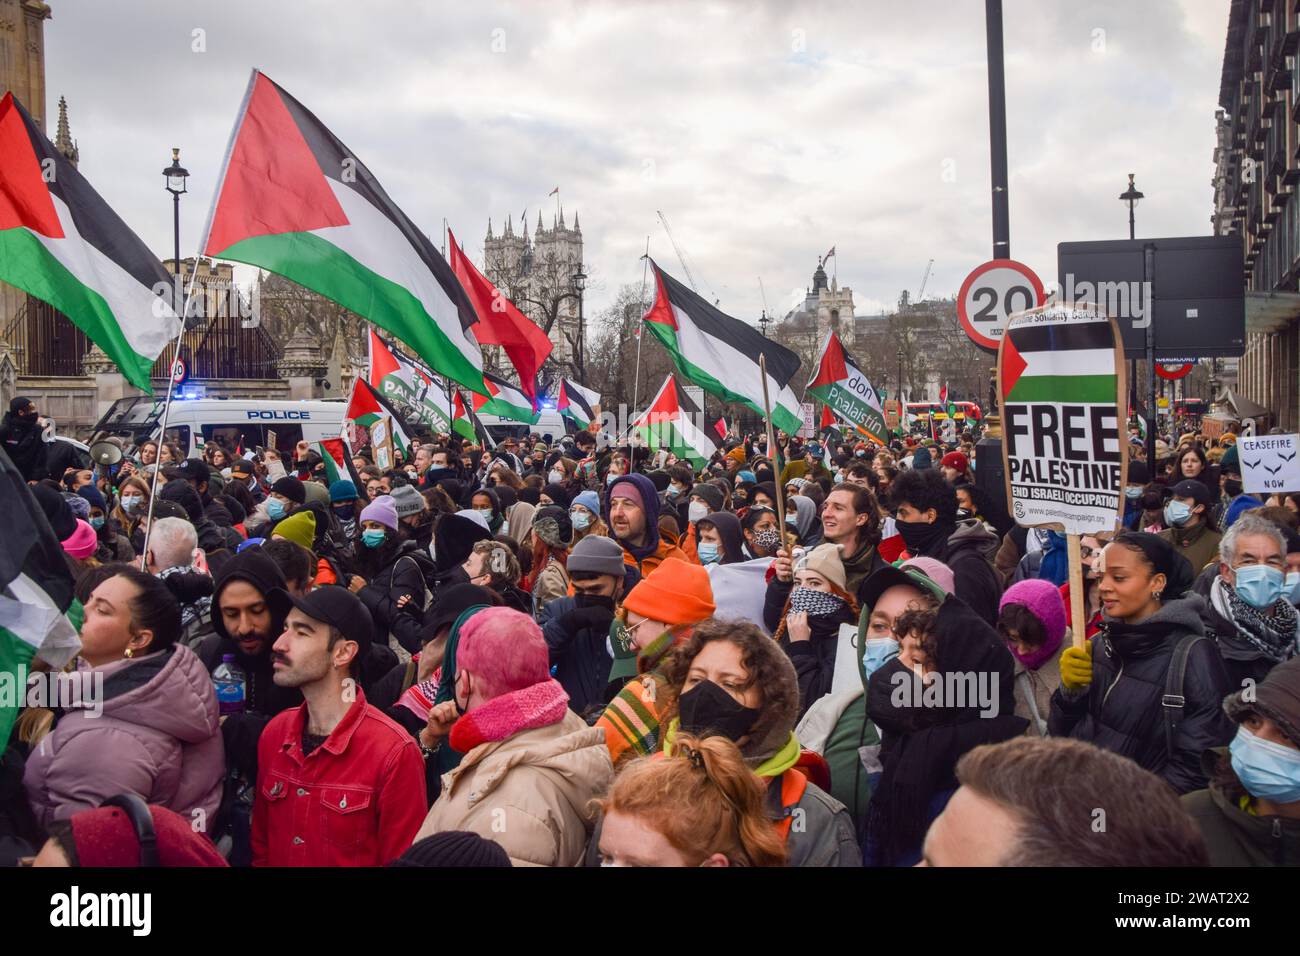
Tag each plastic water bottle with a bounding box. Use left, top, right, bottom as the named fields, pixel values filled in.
left=213, top=654, right=247, bottom=716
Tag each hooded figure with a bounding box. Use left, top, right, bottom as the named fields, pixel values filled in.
left=864, top=592, right=1027, bottom=866
left=786, top=494, right=824, bottom=548
left=604, top=473, right=685, bottom=575
left=426, top=513, right=494, bottom=618
left=695, top=511, right=746, bottom=565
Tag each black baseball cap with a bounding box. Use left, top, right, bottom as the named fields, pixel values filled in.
left=267, top=586, right=374, bottom=666
left=176, top=458, right=210, bottom=483
left=1170, top=479, right=1212, bottom=508
left=229, top=459, right=254, bottom=478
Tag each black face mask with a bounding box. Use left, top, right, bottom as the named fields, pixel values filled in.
left=895, top=517, right=948, bottom=555
left=573, top=592, right=614, bottom=610
left=1223, top=479, right=1243, bottom=498
left=334, top=504, right=355, bottom=521
left=677, top=679, right=761, bottom=743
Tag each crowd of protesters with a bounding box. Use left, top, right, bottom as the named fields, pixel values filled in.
left=2, top=390, right=1299, bottom=868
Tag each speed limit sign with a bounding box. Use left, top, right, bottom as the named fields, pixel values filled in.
left=171, top=357, right=187, bottom=385
left=957, top=259, right=1046, bottom=351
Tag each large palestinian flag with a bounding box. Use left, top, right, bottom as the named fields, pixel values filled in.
left=633, top=374, right=718, bottom=469
left=369, top=329, right=453, bottom=434
left=1000, top=311, right=1120, bottom=404
left=473, top=371, right=539, bottom=424
left=806, top=330, right=888, bottom=445
left=202, top=70, right=486, bottom=395
left=557, top=378, right=600, bottom=429
left=0, top=447, right=82, bottom=746
left=643, top=260, right=803, bottom=435
left=346, top=376, right=412, bottom=458
left=447, top=229, right=551, bottom=404
left=0, top=94, right=181, bottom=393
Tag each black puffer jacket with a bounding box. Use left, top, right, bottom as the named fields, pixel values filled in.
left=934, top=519, right=1002, bottom=626
left=1048, top=595, right=1234, bottom=794
left=357, top=539, right=435, bottom=654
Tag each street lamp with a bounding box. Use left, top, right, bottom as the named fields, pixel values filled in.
left=1119, top=173, right=1143, bottom=241
left=162, top=148, right=189, bottom=322
left=896, top=347, right=905, bottom=404
left=571, top=265, right=587, bottom=378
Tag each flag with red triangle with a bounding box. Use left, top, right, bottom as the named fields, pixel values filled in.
left=346, top=376, right=411, bottom=457
left=447, top=229, right=551, bottom=404
left=633, top=374, right=717, bottom=469
left=201, top=70, right=486, bottom=395
left=368, top=329, right=453, bottom=434
left=805, top=330, right=888, bottom=445
left=0, top=94, right=181, bottom=393
left=451, top=388, right=481, bottom=443
left=557, top=378, right=600, bottom=429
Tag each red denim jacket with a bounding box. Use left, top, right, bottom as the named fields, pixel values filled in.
left=251, top=688, right=426, bottom=866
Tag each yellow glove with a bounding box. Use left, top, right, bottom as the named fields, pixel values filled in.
left=1059, top=644, right=1093, bottom=692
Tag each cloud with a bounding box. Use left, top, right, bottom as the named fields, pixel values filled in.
left=43, top=0, right=1227, bottom=336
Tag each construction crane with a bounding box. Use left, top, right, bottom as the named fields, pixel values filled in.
left=657, top=210, right=716, bottom=301
left=917, top=258, right=935, bottom=301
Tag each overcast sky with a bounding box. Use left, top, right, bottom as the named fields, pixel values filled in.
left=44, top=0, right=1230, bottom=324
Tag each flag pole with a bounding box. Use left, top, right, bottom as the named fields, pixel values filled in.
left=759, top=353, right=788, bottom=545
left=139, top=258, right=204, bottom=571
left=631, top=238, right=650, bottom=424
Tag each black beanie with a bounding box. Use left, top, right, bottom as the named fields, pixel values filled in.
left=690, top=483, right=724, bottom=512
left=158, top=479, right=204, bottom=522
left=32, top=484, right=76, bottom=540
left=271, top=476, right=307, bottom=504
left=1126, top=460, right=1150, bottom=486
left=389, top=831, right=512, bottom=867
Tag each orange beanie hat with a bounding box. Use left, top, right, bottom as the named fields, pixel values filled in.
left=622, top=557, right=716, bottom=625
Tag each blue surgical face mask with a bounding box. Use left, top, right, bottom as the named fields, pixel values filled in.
left=697, top=541, right=721, bottom=565
left=120, top=495, right=143, bottom=514
left=1287, top=571, right=1300, bottom=605
left=1125, top=486, right=1143, bottom=500
left=361, top=528, right=387, bottom=549
left=1234, top=564, right=1287, bottom=610
left=1229, top=726, right=1300, bottom=803
left=1163, top=499, right=1192, bottom=527
left=666, top=484, right=681, bottom=498
left=476, top=507, right=494, bottom=521
left=571, top=509, right=591, bottom=530
left=607, top=473, right=618, bottom=485
left=90, top=516, right=105, bottom=531
left=863, top=636, right=899, bottom=678
left=266, top=497, right=286, bottom=521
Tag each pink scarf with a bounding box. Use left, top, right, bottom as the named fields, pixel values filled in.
left=449, top=678, right=570, bottom=754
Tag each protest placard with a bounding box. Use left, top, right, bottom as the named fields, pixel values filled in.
left=1238, top=434, right=1300, bottom=495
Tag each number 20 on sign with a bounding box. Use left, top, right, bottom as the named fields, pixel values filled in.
left=958, top=259, right=1047, bottom=352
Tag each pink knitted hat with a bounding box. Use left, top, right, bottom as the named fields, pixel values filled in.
left=62, top=519, right=98, bottom=560
left=999, top=578, right=1067, bottom=646
left=898, top=556, right=955, bottom=595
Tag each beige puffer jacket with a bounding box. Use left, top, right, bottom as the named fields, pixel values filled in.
left=415, top=709, right=613, bottom=866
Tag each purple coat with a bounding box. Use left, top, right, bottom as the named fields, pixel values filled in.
left=24, top=643, right=225, bottom=833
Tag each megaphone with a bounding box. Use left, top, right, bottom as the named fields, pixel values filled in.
left=89, top=436, right=124, bottom=467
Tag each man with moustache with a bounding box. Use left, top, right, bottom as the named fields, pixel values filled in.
left=252, top=586, right=425, bottom=866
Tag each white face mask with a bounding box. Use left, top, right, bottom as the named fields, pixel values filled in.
left=549, top=469, right=564, bottom=485
left=688, top=500, right=709, bottom=523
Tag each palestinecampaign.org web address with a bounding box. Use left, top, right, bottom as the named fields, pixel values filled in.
left=1113, top=915, right=1250, bottom=930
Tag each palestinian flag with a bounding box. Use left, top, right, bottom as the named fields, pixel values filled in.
left=473, top=371, right=538, bottom=424
left=316, top=437, right=363, bottom=489
left=450, top=389, right=481, bottom=444
left=633, top=374, right=717, bottom=469
left=1000, top=310, right=1119, bottom=405
left=447, top=229, right=551, bottom=404
left=0, top=94, right=181, bottom=393
left=346, top=376, right=411, bottom=458
left=202, top=70, right=486, bottom=395
left=557, top=378, right=600, bottom=429
left=368, top=329, right=453, bottom=434
left=643, top=260, right=803, bottom=435
left=806, top=330, right=888, bottom=445
left=0, top=447, right=82, bottom=746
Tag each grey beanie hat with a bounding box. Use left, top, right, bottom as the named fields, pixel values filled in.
left=390, top=483, right=426, bottom=519
left=566, top=534, right=626, bottom=577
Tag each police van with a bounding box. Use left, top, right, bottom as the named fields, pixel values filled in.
left=92, top=396, right=346, bottom=458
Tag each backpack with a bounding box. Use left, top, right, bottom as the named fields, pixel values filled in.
left=1162, top=633, right=1206, bottom=762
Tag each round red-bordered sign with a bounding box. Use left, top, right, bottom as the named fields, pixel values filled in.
left=1155, top=362, right=1193, bottom=380
left=171, top=357, right=187, bottom=385
left=957, top=259, right=1047, bottom=351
